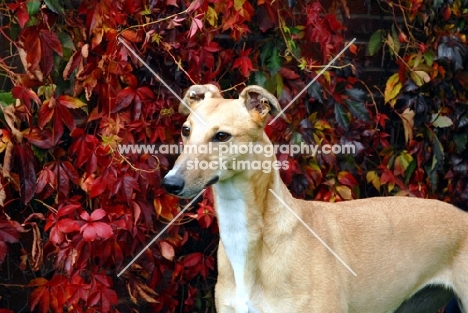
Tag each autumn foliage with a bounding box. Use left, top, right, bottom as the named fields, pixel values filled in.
left=0, top=0, right=466, bottom=312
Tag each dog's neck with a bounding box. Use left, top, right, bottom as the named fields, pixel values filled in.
left=212, top=140, right=299, bottom=303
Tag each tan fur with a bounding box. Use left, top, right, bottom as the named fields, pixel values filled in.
left=162, top=85, right=468, bottom=313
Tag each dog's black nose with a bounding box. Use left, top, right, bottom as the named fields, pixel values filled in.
left=162, top=175, right=185, bottom=195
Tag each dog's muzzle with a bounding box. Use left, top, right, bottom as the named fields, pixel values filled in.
left=162, top=175, right=185, bottom=195
left=162, top=175, right=219, bottom=197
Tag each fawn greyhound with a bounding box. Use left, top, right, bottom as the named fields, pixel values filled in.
left=162, top=84, right=468, bottom=313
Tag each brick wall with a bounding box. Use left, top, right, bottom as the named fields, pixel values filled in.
left=327, top=0, right=397, bottom=87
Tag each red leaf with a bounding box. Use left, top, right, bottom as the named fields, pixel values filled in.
left=29, top=278, right=49, bottom=313
left=120, top=29, right=143, bottom=43
left=203, top=41, right=221, bottom=53
left=112, top=87, right=136, bottom=113
left=38, top=98, right=55, bottom=129
left=257, top=4, right=277, bottom=32
left=187, top=0, right=201, bottom=13
left=66, top=283, right=90, bottom=305
left=232, top=49, right=255, bottom=77
left=15, top=144, right=37, bottom=204
left=40, top=29, right=63, bottom=56
left=16, top=3, right=29, bottom=28
left=79, top=211, right=90, bottom=221
left=337, top=171, right=358, bottom=187
left=21, top=28, right=42, bottom=76
left=188, top=14, right=204, bottom=38
left=89, top=208, right=107, bottom=221
left=0, top=219, right=24, bottom=264
left=279, top=67, right=300, bottom=80
left=133, top=199, right=155, bottom=229
left=136, top=86, right=155, bottom=100
left=0, top=242, right=7, bottom=264
left=80, top=211, right=113, bottom=242
left=28, top=275, right=68, bottom=313
left=56, top=218, right=81, bottom=233
left=24, top=127, right=56, bottom=149
left=89, top=175, right=107, bottom=198
left=48, top=226, right=65, bottom=245
left=154, top=193, right=180, bottom=221
left=12, top=85, right=41, bottom=110
left=0, top=219, right=24, bottom=243
left=60, top=161, right=80, bottom=185
left=57, top=95, right=86, bottom=109
left=69, top=129, right=99, bottom=168
left=121, top=175, right=140, bottom=203
left=63, top=48, right=83, bottom=80
left=57, top=102, right=77, bottom=132
left=56, top=203, right=82, bottom=219
left=87, top=285, right=118, bottom=312
left=182, top=252, right=202, bottom=267
left=39, top=29, right=63, bottom=76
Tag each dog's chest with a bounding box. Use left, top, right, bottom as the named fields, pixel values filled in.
left=214, top=183, right=249, bottom=267
left=213, top=182, right=252, bottom=303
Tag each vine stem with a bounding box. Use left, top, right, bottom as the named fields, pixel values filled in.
left=120, top=6, right=191, bottom=32
left=276, top=7, right=354, bottom=72
left=164, top=47, right=197, bottom=85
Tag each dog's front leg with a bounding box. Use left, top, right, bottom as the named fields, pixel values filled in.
left=215, top=274, right=250, bottom=313
left=215, top=242, right=255, bottom=313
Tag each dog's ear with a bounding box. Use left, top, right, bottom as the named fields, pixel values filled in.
left=178, top=84, right=223, bottom=115
left=239, top=85, right=281, bottom=123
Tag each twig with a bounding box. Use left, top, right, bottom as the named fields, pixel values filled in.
left=34, top=199, right=58, bottom=214
left=221, top=81, right=247, bottom=93
left=119, top=4, right=194, bottom=32
left=164, top=47, right=197, bottom=85
left=113, top=147, right=161, bottom=174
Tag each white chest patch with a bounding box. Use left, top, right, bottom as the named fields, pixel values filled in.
left=214, top=181, right=251, bottom=312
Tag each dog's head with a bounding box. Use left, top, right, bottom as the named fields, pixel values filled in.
left=162, top=84, right=281, bottom=198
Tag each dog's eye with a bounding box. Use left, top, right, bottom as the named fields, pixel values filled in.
left=181, top=126, right=190, bottom=137
left=214, top=132, right=231, bottom=142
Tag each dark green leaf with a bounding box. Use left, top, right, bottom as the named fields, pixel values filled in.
left=267, top=47, right=282, bottom=75
left=27, top=0, right=41, bottom=15
left=0, top=92, right=14, bottom=108
left=346, top=88, right=366, bottom=102
left=427, top=166, right=439, bottom=193
left=44, top=0, right=65, bottom=14
left=253, top=71, right=267, bottom=87
left=260, top=41, right=282, bottom=74
left=260, top=41, right=273, bottom=66
left=346, top=99, right=370, bottom=121
left=458, top=114, right=468, bottom=128
left=307, top=82, right=323, bottom=102
left=424, top=50, right=435, bottom=66
left=368, top=29, right=384, bottom=56
left=431, top=134, right=444, bottom=171
left=391, top=25, right=401, bottom=55
left=459, top=19, right=466, bottom=32
left=335, top=102, right=349, bottom=130
left=433, top=0, right=444, bottom=9
left=454, top=132, right=467, bottom=153
left=58, top=32, right=75, bottom=51
left=404, top=158, right=417, bottom=184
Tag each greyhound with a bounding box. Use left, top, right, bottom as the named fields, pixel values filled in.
left=162, top=84, right=467, bottom=313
